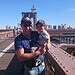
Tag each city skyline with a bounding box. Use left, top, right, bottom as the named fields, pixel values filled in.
left=0, top=0, right=75, bottom=29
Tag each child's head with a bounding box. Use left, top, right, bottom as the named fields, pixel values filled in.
left=36, top=20, right=46, bottom=32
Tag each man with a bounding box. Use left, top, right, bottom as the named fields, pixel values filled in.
left=15, top=17, right=45, bottom=75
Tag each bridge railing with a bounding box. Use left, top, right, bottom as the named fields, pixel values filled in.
left=46, top=43, right=75, bottom=75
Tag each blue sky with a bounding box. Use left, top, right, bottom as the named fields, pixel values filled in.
left=0, top=0, right=75, bottom=29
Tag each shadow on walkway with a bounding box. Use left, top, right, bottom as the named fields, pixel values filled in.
left=0, top=55, right=23, bottom=75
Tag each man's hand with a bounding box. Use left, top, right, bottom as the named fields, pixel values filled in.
left=33, top=47, right=45, bottom=57
left=35, top=50, right=42, bottom=56
left=36, top=46, right=46, bottom=55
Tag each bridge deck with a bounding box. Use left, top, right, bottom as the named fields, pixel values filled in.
left=0, top=52, right=24, bottom=75
left=0, top=38, right=52, bottom=75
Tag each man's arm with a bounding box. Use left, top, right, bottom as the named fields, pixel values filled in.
left=16, top=48, right=43, bottom=61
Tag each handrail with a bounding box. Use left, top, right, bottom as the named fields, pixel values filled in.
left=47, top=43, right=75, bottom=75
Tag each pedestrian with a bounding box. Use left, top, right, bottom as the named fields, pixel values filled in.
left=14, top=17, right=46, bottom=75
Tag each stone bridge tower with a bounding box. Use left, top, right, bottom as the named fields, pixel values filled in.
left=22, top=5, right=37, bottom=30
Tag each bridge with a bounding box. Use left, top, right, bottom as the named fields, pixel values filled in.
left=0, top=38, right=75, bottom=75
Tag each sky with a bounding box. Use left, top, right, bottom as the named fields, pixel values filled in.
left=0, top=0, right=75, bottom=29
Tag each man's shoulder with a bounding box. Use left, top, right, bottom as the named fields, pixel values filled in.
left=31, top=31, right=39, bottom=38
left=15, top=34, right=23, bottom=41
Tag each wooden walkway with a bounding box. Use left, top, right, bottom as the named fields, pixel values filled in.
left=0, top=51, right=54, bottom=75
left=0, top=52, right=23, bottom=75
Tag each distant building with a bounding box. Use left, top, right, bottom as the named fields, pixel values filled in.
left=67, top=26, right=72, bottom=30
left=58, top=25, right=62, bottom=30
left=46, top=25, right=52, bottom=29
left=0, top=29, right=14, bottom=39
left=53, top=25, right=57, bottom=29
left=48, top=28, right=75, bottom=44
